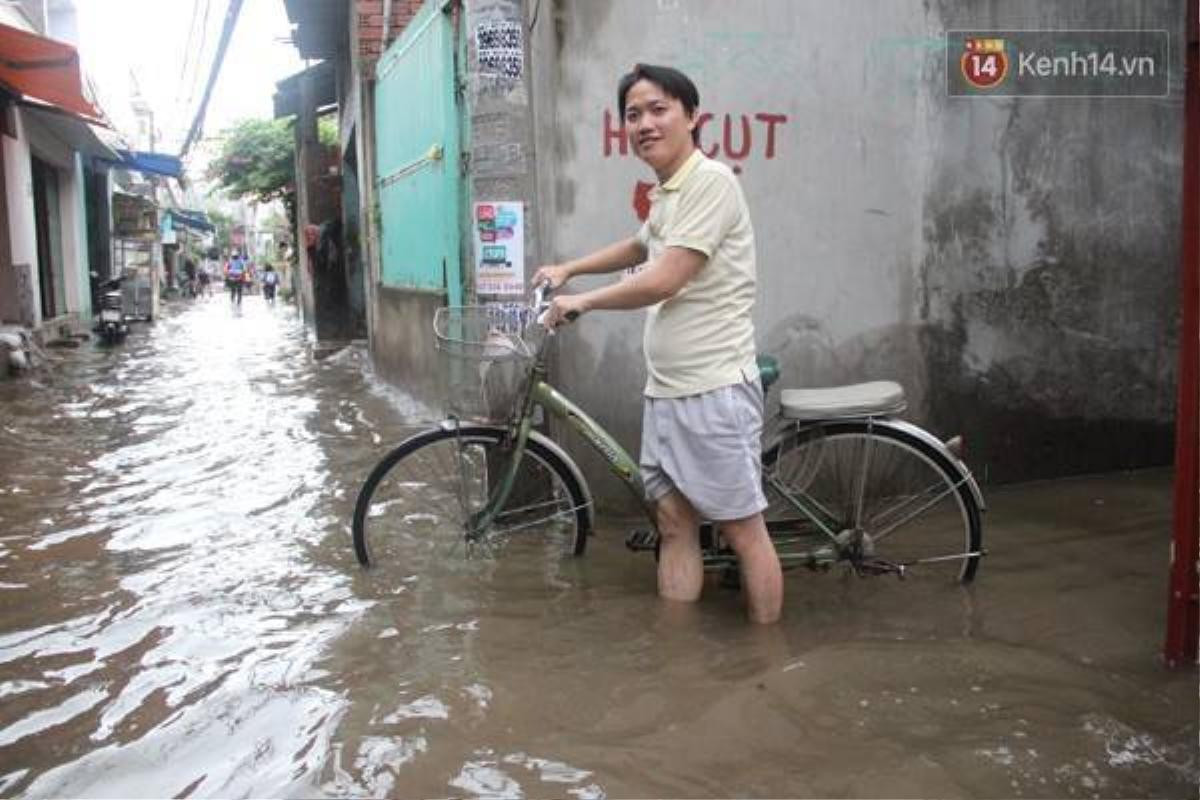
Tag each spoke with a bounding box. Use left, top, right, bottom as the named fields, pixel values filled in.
left=870, top=476, right=967, bottom=542
left=852, top=428, right=875, bottom=529
left=765, top=473, right=842, bottom=541
left=489, top=501, right=588, bottom=538
left=493, top=497, right=579, bottom=523
left=865, top=484, right=944, bottom=529
left=902, top=550, right=985, bottom=565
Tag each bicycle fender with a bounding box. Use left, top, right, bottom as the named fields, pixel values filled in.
left=870, top=419, right=988, bottom=513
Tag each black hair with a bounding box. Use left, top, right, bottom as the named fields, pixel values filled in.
left=617, top=63, right=701, bottom=145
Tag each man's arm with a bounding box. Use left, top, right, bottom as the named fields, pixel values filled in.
left=542, top=246, right=705, bottom=327
left=533, top=237, right=647, bottom=288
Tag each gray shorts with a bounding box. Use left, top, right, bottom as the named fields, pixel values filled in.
left=640, top=381, right=768, bottom=522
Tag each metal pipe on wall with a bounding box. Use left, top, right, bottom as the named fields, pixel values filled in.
left=1165, top=0, right=1199, bottom=669
left=381, top=0, right=393, bottom=46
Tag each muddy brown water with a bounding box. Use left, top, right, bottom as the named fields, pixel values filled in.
left=0, top=298, right=1195, bottom=798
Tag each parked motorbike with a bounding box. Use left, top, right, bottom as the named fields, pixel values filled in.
left=95, top=276, right=128, bottom=344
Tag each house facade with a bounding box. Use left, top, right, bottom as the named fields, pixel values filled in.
left=0, top=6, right=115, bottom=339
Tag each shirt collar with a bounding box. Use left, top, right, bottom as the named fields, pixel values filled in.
left=660, top=149, right=704, bottom=192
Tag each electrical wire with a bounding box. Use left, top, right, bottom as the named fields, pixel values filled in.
left=177, top=0, right=200, bottom=86
left=178, top=0, right=242, bottom=160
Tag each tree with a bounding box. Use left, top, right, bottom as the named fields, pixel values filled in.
left=206, top=208, right=235, bottom=255
left=206, top=118, right=295, bottom=206
left=205, top=116, right=338, bottom=221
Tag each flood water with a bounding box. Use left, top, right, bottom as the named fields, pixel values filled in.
left=0, top=297, right=1195, bottom=798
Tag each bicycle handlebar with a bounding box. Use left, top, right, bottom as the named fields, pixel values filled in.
left=533, top=281, right=580, bottom=330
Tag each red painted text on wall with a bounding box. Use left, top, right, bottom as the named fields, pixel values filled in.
left=603, top=109, right=788, bottom=171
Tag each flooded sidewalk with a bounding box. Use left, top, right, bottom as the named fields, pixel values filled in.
left=0, top=298, right=1195, bottom=798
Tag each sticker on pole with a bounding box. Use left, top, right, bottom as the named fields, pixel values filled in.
left=474, top=201, right=524, bottom=296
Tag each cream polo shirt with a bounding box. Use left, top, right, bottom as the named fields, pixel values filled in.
left=635, top=150, right=758, bottom=398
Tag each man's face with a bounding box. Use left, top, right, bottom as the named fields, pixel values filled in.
left=623, top=79, right=696, bottom=176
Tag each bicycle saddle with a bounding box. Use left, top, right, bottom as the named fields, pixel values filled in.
left=779, top=381, right=907, bottom=420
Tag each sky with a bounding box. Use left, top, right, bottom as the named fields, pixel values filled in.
left=75, top=0, right=307, bottom=170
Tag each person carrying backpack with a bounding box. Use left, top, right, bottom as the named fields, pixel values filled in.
left=261, top=265, right=279, bottom=304
left=226, top=254, right=246, bottom=305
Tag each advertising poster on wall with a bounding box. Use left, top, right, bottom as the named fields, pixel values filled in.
left=474, top=201, right=524, bottom=296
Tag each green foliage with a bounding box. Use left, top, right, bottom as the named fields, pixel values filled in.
left=206, top=115, right=338, bottom=243
left=205, top=207, right=235, bottom=254
left=318, top=115, right=338, bottom=147
left=207, top=118, right=296, bottom=205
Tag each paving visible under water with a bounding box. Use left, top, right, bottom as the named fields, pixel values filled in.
left=0, top=298, right=1194, bottom=798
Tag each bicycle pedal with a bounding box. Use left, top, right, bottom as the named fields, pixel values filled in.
left=625, top=528, right=659, bottom=552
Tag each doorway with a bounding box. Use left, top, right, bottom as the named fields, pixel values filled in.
left=31, top=156, right=65, bottom=321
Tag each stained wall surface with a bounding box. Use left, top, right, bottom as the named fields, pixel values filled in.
left=529, top=0, right=1184, bottom=500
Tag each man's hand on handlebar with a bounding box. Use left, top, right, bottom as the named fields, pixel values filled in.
left=539, top=288, right=588, bottom=330
left=532, top=264, right=571, bottom=290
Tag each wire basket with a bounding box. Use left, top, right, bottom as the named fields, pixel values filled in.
left=434, top=305, right=544, bottom=422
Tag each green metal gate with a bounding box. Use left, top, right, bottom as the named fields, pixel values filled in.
left=374, top=0, right=463, bottom=305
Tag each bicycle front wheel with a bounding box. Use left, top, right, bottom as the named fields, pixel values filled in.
left=763, top=421, right=982, bottom=582
left=352, top=426, right=589, bottom=570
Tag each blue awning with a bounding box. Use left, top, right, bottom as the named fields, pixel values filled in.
left=106, top=149, right=183, bottom=178
left=166, top=208, right=214, bottom=232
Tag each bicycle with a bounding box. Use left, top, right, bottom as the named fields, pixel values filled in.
left=352, top=288, right=986, bottom=583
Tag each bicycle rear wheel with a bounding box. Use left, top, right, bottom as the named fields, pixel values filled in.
left=763, top=421, right=982, bottom=582
left=352, top=425, right=589, bottom=570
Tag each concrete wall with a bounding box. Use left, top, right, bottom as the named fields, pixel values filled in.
left=530, top=0, right=1184, bottom=501
left=370, top=285, right=447, bottom=413
left=3, top=118, right=38, bottom=324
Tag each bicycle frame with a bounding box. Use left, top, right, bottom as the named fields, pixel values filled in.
left=460, top=316, right=980, bottom=576
left=465, top=352, right=654, bottom=537
left=463, top=345, right=842, bottom=569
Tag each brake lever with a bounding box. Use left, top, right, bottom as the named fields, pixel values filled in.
left=534, top=282, right=552, bottom=328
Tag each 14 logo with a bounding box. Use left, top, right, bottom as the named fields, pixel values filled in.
left=961, top=37, right=1009, bottom=89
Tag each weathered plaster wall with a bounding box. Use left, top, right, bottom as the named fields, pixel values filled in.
left=3, top=116, right=38, bottom=325
left=532, top=0, right=1183, bottom=501
left=919, top=0, right=1183, bottom=481
left=370, top=286, right=448, bottom=412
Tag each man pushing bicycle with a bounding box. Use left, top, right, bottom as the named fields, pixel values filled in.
left=536, top=64, right=784, bottom=624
